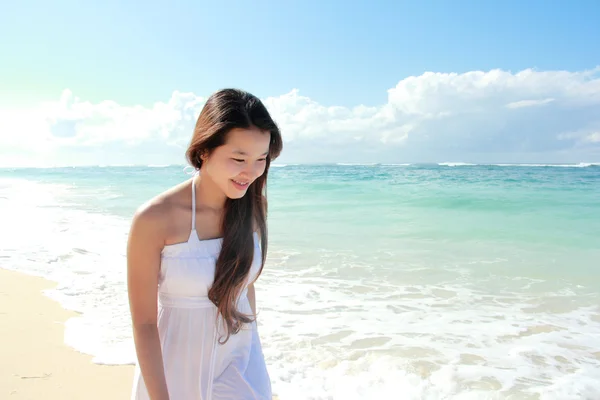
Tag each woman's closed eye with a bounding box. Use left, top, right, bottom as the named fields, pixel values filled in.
left=233, top=158, right=266, bottom=163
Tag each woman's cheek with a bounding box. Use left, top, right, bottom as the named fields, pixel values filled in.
left=225, top=159, right=243, bottom=176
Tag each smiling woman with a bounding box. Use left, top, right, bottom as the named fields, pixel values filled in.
left=127, top=88, right=283, bottom=400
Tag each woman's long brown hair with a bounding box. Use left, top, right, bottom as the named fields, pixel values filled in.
left=185, top=88, right=282, bottom=343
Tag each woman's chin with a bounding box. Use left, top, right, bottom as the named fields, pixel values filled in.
left=226, top=191, right=246, bottom=200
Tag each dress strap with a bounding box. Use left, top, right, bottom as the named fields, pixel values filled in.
left=191, top=174, right=196, bottom=232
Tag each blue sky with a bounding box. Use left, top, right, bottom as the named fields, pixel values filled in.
left=1, top=1, right=600, bottom=166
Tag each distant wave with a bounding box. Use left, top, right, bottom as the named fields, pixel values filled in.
left=336, top=163, right=378, bottom=166
left=438, top=162, right=477, bottom=167
left=438, top=162, right=599, bottom=168
left=492, top=163, right=599, bottom=168
left=271, top=163, right=300, bottom=168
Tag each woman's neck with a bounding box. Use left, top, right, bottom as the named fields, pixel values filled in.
left=194, top=173, right=226, bottom=211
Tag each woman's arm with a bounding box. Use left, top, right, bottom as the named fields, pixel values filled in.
left=247, top=283, right=257, bottom=316
left=127, top=203, right=170, bottom=400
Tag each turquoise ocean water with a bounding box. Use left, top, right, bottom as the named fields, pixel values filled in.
left=1, top=163, right=599, bottom=399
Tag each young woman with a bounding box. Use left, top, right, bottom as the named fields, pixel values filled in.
left=127, top=88, right=283, bottom=400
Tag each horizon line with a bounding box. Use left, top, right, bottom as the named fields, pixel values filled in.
left=1, top=161, right=599, bottom=170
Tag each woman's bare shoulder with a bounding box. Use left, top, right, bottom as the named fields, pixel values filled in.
left=130, top=180, right=192, bottom=235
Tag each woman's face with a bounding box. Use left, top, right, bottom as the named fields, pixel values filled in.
left=201, top=126, right=271, bottom=199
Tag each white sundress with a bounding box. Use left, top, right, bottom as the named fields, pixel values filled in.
left=131, top=175, right=272, bottom=399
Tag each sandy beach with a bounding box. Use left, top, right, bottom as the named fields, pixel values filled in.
left=0, top=268, right=134, bottom=399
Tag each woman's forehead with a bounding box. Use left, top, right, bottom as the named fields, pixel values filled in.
left=223, top=127, right=271, bottom=155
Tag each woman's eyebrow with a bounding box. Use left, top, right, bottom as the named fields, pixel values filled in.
left=232, top=149, right=269, bottom=156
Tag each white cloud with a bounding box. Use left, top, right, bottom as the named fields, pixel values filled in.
left=1, top=67, right=600, bottom=167
left=584, top=132, right=600, bottom=143
left=505, top=98, right=555, bottom=109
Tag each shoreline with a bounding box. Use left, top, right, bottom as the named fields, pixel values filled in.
left=0, top=268, right=134, bottom=399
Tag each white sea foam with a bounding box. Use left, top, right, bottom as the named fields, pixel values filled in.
left=258, top=258, right=600, bottom=399
left=1, top=177, right=599, bottom=399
